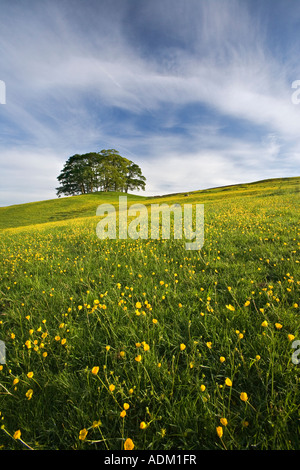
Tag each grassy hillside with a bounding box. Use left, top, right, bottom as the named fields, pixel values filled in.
left=0, top=176, right=299, bottom=450
left=0, top=192, right=146, bottom=230
left=0, top=176, right=299, bottom=230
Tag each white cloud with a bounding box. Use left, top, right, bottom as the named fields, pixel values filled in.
left=0, top=0, right=299, bottom=206
left=0, top=149, right=62, bottom=206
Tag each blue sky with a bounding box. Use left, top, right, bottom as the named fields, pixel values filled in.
left=0, top=0, right=300, bottom=206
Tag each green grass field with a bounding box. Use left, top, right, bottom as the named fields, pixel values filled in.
left=0, top=176, right=299, bottom=450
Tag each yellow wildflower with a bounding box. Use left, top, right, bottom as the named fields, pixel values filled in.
left=226, top=304, right=235, bottom=311
left=92, top=420, right=101, bottom=428
left=79, top=428, right=88, bottom=441
left=225, top=378, right=232, bottom=387
left=124, top=438, right=134, bottom=450
left=13, top=430, right=21, bottom=440
left=25, top=389, right=33, bottom=400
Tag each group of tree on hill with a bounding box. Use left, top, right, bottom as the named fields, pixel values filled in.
left=56, top=149, right=146, bottom=197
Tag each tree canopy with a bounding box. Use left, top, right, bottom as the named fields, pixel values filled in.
left=56, top=149, right=146, bottom=197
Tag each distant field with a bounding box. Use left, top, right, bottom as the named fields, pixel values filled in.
left=0, top=176, right=299, bottom=450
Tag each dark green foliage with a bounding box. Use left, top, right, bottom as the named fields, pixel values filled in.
left=56, top=149, right=146, bottom=197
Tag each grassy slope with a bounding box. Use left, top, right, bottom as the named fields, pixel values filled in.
left=0, top=192, right=146, bottom=230
left=0, top=176, right=299, bottom=450
left=0, top=176, right=299, bottom=231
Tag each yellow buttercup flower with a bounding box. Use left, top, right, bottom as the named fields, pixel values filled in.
left=109, top=384, right=115, bottom=392
left=91, top=366, right=99, bottom=375
left=240, top=392, right=248, bottom=402
left=225, top=378, right=232, bottom=387
left=226, top=304, right=235, bottom=311
left=180, top=343, right=186, bottom=351
left=220, top=418, right=228, bottom=426
left=124, top=438, right=134, bottom=450
left=27, top=371, right=34, bottom=379
left=25, top=389, right=33, bottom=400
left=13, top=430, right=21, bottom=440
left=79, top=428, right=88, bottom=441
left=216, top=426, right=223, bottom=438
left=92, top=420, right=101, bottom=428
left=140, top=421, right=147, bottom=429
left=261, top=321, right=268, bottom=327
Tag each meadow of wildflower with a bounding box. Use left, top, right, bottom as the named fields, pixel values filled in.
left=0, top=176, right=299, bottom=450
